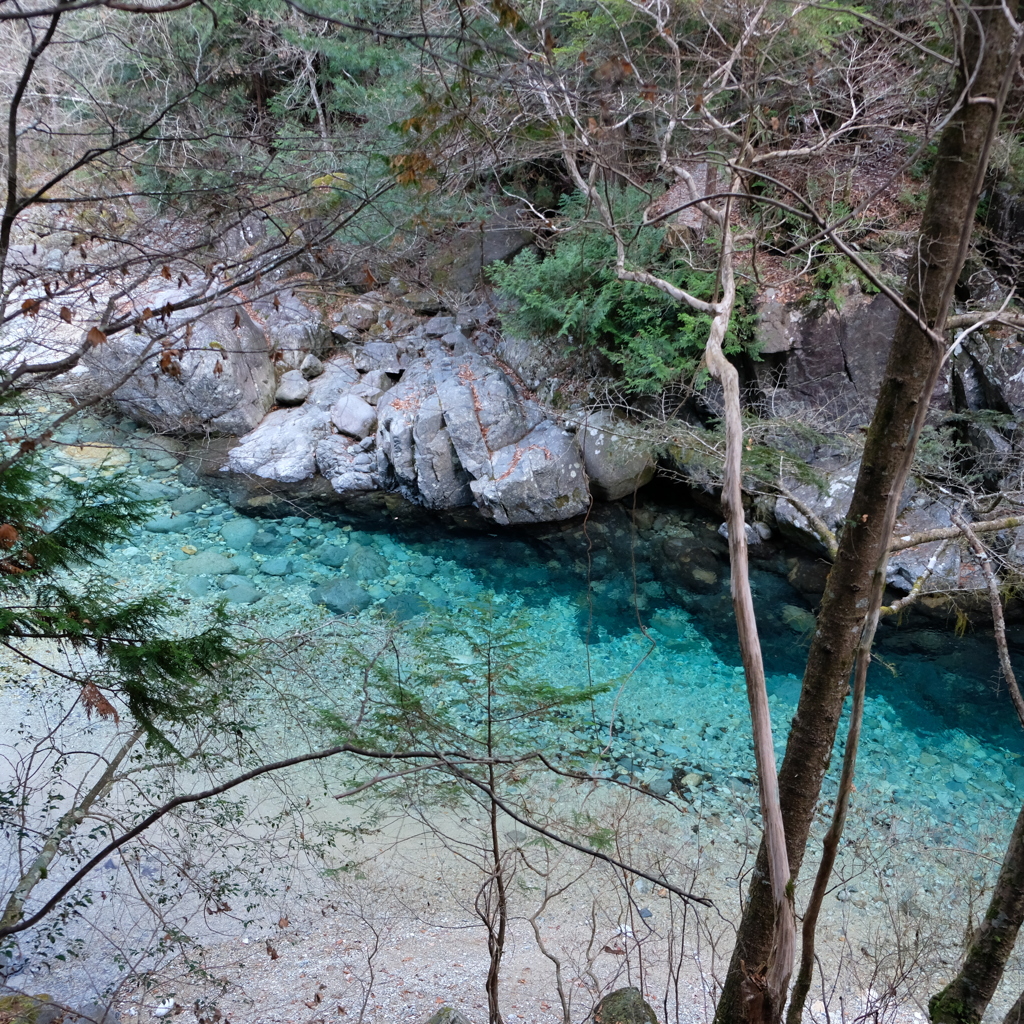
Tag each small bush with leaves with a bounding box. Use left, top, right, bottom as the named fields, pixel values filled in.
left=489, top=189, right=758, bottom=394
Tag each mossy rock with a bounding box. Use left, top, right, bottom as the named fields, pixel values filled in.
left=0, top=993, right=63, bottom=1024
left=593, top=987, right=658, bottom=1024
left=423, top=1007, right=473, bottom=1024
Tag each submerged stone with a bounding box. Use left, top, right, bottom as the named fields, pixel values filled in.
left=133, top=481, right=179, bottom=501
left=183, top=576, right=212, bottom=597
left=229, top=553, right=255, bottom=574
left=418, top=580, right=450, bottom=608
left=317, top=544, right=347, bottom=568
left=346, top=543, right=387, bottom=580
left=407, top=555, right=435, bottom=576
left=260, top=557, right=294, bottom=576
left=169, top=490, right=208, bottom=513
left=252, top=530, right=289, bottom=554
left=223, top=581, right=263, bottom=604
left=311, top=579, right=372, bottom=614
left=174, top=550, right=235, bottom=575
left=221, top=518, right=259, bottom=548
left=145, top=514, right=193, bottom=533
left=383, top=593, right=430, bottom=621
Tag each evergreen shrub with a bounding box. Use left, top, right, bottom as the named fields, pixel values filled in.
left=489, top=189, right=758, bottom=394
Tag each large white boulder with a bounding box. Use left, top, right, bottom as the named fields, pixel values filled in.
left=226, top=357, right=358, bottom=482
left=84, top=284, right=275, bottom=435
left=470, top=421, right=590, bottom=525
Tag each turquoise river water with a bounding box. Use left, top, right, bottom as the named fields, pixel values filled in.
left=40, top=411, right=1024, bottom=856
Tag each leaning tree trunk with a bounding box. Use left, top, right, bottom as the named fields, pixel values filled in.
left=930, top=805, right=1024, bottom=1024
left=1004, top=990, right=1024, bottom=1024
left=713, top=4, right=1021, bottom=1022
left=928, top=517, right=1024, bottom=1024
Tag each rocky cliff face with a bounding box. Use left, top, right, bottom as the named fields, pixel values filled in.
left=83, top=282, right=276, bottom=435
left=42, top=244, right=1024, bottom=603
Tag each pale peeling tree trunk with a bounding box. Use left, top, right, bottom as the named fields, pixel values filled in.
left=705, top=191, right=794, bottom=1020
left=714, top=4, right=1022, bottom=1022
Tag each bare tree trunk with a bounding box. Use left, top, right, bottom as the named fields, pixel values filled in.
left=930, top=806, right=1024, bottom=1024
left=928, top=517, right=1024, bottom=1024
left=714, top=4, right=1021, bottom=1021
left=784, top=643, right=867, bottom=1024
left=0, top=729, right=142, bottom=931
left=705, top=184, right=794, bottom=1021
left=1003, top=989, right=1024, bottom=1024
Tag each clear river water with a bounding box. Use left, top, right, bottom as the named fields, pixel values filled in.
left=44, top=410, right=1024, bottom=856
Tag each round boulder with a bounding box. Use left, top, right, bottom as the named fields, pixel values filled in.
left=276, top=369, right=311, bottom=407
left=578, top=411, right=656, bottom=501
left=311, top=579, right=372, bottom=614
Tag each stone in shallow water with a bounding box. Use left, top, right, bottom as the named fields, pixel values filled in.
left=317, top=544, right=347, bottom=568
left=221, top=518, right=258, bottom=548
left=219, top=574, right=251, bottom=590
left=223, top=581, right=263, bottom=604
left=647, top=777, right=672, bottom=798
left=418, top=580, right=450, bottom=608
left=252, top=530, right=289, bottom=555
left=60, top=442, right=131, bottom=468
left=133, top=481, right=179, bottom=501
left=260, top=557, right=294, bottom=576
left=310, top=579, right=372, bottom=614
left=175, top=550, right=235, bottom=575
left=383, top=593, right=430, bottom=621
left=407, top=555, right=435, bottom=576
left=346, top=544, right=387, bottom=581
left=145, top=514, right=193, bottom=533
left=184, top=576, right=212, bottom=597
left=170, top=490, right=208, bottom=513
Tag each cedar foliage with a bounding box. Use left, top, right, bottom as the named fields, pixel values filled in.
left=0, top=407, right=238, bottom=742
left=490, top=190, right=759, bottom=394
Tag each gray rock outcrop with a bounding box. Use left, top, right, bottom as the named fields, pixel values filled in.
left=226, top=358, right=358, bottom=482
left=331, top=394, right=377, bottom=439
left=471, top=420, right=589, bottom=524
left=374, top=350, right=588, bottom=521
left=275, top=369, right=310, bottom=406
left=84, top=284, right=275, bottom=435
left=774, top=456, right=862, bottom=555
left=751, top=288, right=947, bottom=429
left=300, top=353, right=324, bottom=379
left=773, top=453, right=967, bottom=593
left=432, top=351, right=528, bottom=478
left=315, top=435, right=377, bottom=494
left=251, top=287, right=330, bottom=369
left=216, top=301, right=593, bottom=523
left=410, top=392, right=474, bottom=508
